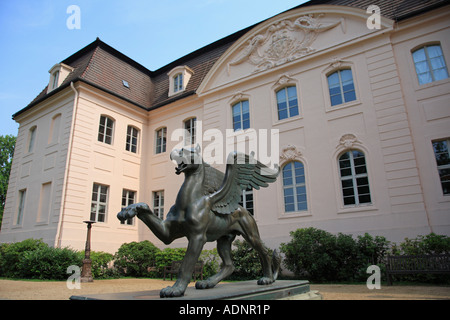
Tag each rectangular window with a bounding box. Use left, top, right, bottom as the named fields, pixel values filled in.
left=16, top=189, right=26, bottom=225
left=98, top=116, right=114, bottom=145
left=276, top=86, right=299, bottom=120
left=52, top=71, right=60, bottom=89
left=126, top=126, right=139, bottom=153
left=121, top=189, right=136, bottom=225
left=91, top=183, right=108, bottom=222
left=239, top=187, right=254, bottom=215
left=432, top=139, right=450, bottom=195
left=153, top=191, right=164, bottom=219
left=232, top=100, right=250, bottom=131
left=37, top=182, right=52, bottom=223
left=184, top=118, right=196, bottom=146
left=413, top=45, right=449, bottom=85
left=174, top=73, right=183, bottom=92
left=156, top=127, right=167, bottom=154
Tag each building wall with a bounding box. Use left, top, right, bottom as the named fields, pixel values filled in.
left=391, top=9, right=450, bottom=236
left=56, top=83, right=146, bottom=253
left=2, top=5, right=449, bottom=254
left=0, top=89, right=74, bottom=246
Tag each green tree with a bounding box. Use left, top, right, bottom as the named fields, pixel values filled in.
left=0, top=134, right=16, bottom=228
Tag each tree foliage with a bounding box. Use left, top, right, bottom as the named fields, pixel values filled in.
left=0, top=134, right=16, bottom=227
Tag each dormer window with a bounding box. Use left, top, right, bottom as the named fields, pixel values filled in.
left=48, top=63, right=74, bottom=93
left=52, top=71, right=60, bottom=89
left=174, top=73, right=183, bottom=93
left=167, top=66, right=194, bottom=97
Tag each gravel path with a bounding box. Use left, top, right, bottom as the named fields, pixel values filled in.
left=0, top=279, right=449, bottom=300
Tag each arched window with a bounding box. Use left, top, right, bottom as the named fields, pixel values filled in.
left=232, top=100, right=250, bottom=131
left=338, top=150, right=371, bottom=206
left=282, top=161, right=307, bottom=212
left=412, top=44, right=449, bottom=85
left=327, top=69, right=356, bottom=106
left=276, top=86, right=299, bottom=120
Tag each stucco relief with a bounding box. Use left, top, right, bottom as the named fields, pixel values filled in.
left=280, top=145, right=304, bottom=165
left=228, top=14, right=342, bottom=73
left=338, top=134, right=360, bottom=149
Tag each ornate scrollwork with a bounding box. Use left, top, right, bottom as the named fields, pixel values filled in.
left=229, top=14, right=341, bottom=73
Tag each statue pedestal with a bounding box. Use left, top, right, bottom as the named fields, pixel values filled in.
left=70, top=280, right=321, bottom=300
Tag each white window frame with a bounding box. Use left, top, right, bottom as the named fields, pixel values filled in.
left=153, top=190, right=164, bottom=219
left=432, top=139, right=450, bottom=196
left=155, top=127, right=167, bottom=154
left=126, top=125, right=139, bottom=153
left=184, top=118, right=196, bottom=146
left=232, top=100, right=250, bottom=131
left=327, top=69, right=357, bottom=107
left=276, top=86, right=300, bottom=120
left=91, top=183, right=109, bottom=223
left=121, top=189, right=136, bottom=225
left=412, top=44, right=449, bottom=85
left=282, top=161, right=308, bottom=213
left=338, top=150, right=372, bottom=207
left=239, top=187, right=254, bottom=215
left=98, top=115, right=114, bottom=145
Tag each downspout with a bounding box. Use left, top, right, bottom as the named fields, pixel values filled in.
left=55, top=81, right=79, bottom=247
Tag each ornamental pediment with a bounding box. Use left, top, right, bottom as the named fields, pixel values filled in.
left=197, top=5, right=393, bottom=95
left=228, top=14, right=342, bottom=74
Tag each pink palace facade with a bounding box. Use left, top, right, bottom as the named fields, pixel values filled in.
left=1, top=0, right=450, bottom=253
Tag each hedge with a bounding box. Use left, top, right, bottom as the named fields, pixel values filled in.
left=1, top=232, right=449, bottom=283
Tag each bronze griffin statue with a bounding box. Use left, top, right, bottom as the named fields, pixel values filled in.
left=117, top=145, right=280, bottom=298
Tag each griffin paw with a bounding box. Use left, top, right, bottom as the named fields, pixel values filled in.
left=195, top=280, right=216, bottom=290
left=257, top=277, right=274, bottom=285
left=160, top=286, right=185, bottom=298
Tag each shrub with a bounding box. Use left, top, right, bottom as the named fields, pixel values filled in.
left=17, top=246, right=82, bottom=280
left=90, top=251, right=116, bottom=279
left=280, top=228, right=339, bottom=282
left=391, top=233, right=450, bottom=256
left=200, top=248, right=221, bottom=279
left=280, top=228, right=390, bottom=282
left=389, top=233, right=450, bottom=284
left=114, top=241, right=160, bottom=277
left=228, top=239, right=273, bottom=280
left=0, top=239, right=48, bottom=278
left=154, top=248, right=186, bottom=276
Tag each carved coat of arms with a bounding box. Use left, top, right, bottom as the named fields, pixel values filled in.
left=229, top=14, right=342, bottom=73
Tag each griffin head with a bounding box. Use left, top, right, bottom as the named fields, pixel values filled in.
left=170, top=144, right=203, bottom=175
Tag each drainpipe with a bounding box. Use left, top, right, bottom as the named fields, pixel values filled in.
left=55, top=81, right=79, bottom=247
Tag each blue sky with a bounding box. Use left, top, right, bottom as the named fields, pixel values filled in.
left=0, top=0, right=308, bottom=136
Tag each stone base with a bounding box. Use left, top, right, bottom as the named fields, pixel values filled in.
left=70, top=280, right=321, bottom=300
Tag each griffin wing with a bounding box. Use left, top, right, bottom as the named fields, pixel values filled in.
left=208, top=152, right=279, bottom=215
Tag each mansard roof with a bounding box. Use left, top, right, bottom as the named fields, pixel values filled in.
left=13, top=0, right=448, bottom=119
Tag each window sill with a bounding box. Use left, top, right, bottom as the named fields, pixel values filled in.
left=337, top=204, right=378, bottom=214
left=278, top=211, right=312, bottom=219
left=325, top=99, right=361, bottom=113
left=414, top=77, right=450, bottom=92
left=272, top=115, right=303, bottom=128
